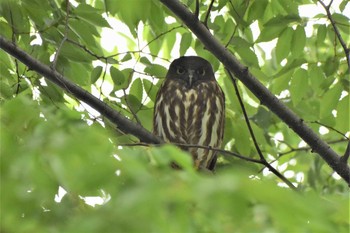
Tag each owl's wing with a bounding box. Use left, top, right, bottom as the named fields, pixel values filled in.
left=153, top=79, right=187, bottom=144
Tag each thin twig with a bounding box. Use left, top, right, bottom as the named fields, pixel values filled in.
left=341, top=141, right=350, bottom=163
left=122, top=88, right=142, bottom=125
left=225, top=24, right=238, bottom=48
left=227, top=70, right=264, bottom=160
left=141, top=25, right=183, bottom=51
left=121, top=141, right=297, bottom=190
left=310, top=121, right=349, bottom=139
left=227, top=70, right=296, bottom=190
left=318, top=0, right=350, bottom=69
left=204, top=0, right=215, bottom=28
left=51, top=0, right=70, bottom=68
left=8, top=9, right=22, bottom=95
left=264, top=139, right=348, bottom=171
left=194, top=0, right=199, bottom=18
left=120, top=142, right=264, bottom=164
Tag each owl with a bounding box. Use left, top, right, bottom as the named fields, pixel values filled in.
left=153, top=56, right=225, bottom=171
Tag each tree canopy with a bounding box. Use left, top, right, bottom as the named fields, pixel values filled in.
left=1, top=0, right=349, bottom=232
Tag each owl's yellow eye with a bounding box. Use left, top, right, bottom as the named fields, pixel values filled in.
left=197, top=69, right=205, bottom=76
left=176, top=67, right=185, bottom=75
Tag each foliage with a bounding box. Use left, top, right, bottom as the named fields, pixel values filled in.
left=1, top=95, right=349, bottom=233
left=0, top=0, right=349, bottom=232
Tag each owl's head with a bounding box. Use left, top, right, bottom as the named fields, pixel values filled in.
left=167, top=56, right=215, bottom=88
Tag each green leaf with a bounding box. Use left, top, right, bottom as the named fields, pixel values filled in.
left=250, top=67, right=269, bottom=81
left=230, top=36, right=252, bottom=48
left=316, top=24, right=327, bottom=45
left=143, top=79, right=159, bottom=103
left=320, top=82, right=342, bottom=118
left=264, top=15, right=301, bottom=27
left=331, top=13, right=350, bottom=33
left=125, top=94, right=142, bottom=114
left=247, top=0, right=268, bottom=22
left=64, top=62, right=91, bottom=86
left=69, top=19, right=99, bottom=47
left=162, top=29, right=177, bottom=58
left=140, top=56, right=152, bottom=66
left=251, top=106, right=276, bottom=129
left=277, top=0, right=299, bottom=14
left=106, top=0, right=151, bottom=36
left=291, top=26, right=306, bottom=58
left=256, top=25, right=285, bottom=42
left=110, top=66, right=126, bottom=89
left=0, top=81, right=13, bottom=99
left=290, top=68, right=309, bottom=106
left=40, top=82, right=64, bottom=103
left=276, top=27, right=293, bottom=63
left=323, top=57, right=339, bottom=76
left=229, top=37, right=259, bottom=67
left=273, top=58, right=307, bottom=78
left=336, top=95, right=349, bottom=131
left=60, top=43, right=93, bottom=63
left=339, top=1, right=349, bottom=12
left=271, top=70, right=293, bottom=95
left=120, top=53, right=132, bottom=62
left=151, top=145, right=194, bottom=171
left=129, top=78, right=143, bottom=103
left=75, top=3, right=110, bottom=28
left=232, top=120, right=251, bottom=156
left=144, top=64, right=168, bottom=78
left=179, top=32, right=192, bottom=56
left=234, top=46, right=260, bottom=68
left=91, top=66, right=103, bottom=84
left=308, top=65, right=325, bottom=95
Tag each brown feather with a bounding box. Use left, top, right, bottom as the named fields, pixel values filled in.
left=153, top=56, right=225, bottom=170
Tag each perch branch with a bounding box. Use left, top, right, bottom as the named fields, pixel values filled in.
left=0, top=36, right=162, bottom=144
left=159, top=0, right=350, bottom=184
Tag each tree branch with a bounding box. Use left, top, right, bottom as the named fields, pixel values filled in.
left=159, top=0, right=350, bottom=184
left=318, top=0, right=350, bottom=69
left=0, top=36, right=162, bottom=144
left=227, top=70, right=296, bottom=190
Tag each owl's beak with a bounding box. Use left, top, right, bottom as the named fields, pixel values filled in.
left=188, top=69, right=195, bottom=88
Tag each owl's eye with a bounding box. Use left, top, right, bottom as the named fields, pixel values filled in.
left=197, top=69, right=205, bottom=76
left=176, top=67, right=185, bottom=75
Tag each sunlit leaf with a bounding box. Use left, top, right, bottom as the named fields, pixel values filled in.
left=276, top=27, right=293, bottom=63
left=290, top=68, right=309, bottom=106
left=256, top=25, right=285, bottom=42
left=110, top=66, right=125, bottom=89
left=291, top=26, right=306, bottom=58
left=179, top=32, right=192, bottom=56
left=75, top=3, right=110, bottom=28
left=316, top=24, right=327, bottom=45
left=144, top=64, right=168, bottom=78
left=91, top=66, right=103, bottom=84
left=320, top=82, right=342, bottom=118
left=336, top=95, right=349, bottom=131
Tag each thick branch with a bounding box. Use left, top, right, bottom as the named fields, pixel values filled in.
left=159, top=0, right=350, bottom=184
left=0, top=36, right=162, bottom=144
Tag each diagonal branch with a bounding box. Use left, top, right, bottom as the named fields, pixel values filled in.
left=227, top=70, right=296, bottom=190
left=318, top=0, right=350, bottom=69
left=0, top=36, right=162, bottom=144
left=159, top=0, right=350, bottom=184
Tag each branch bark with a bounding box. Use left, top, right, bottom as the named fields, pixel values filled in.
left=159, top=0, right=350, bottom=184
left=0, top=36, right=162, bottom=144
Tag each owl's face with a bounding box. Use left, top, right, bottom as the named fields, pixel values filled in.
left=166, top=56, right=215, bottom=88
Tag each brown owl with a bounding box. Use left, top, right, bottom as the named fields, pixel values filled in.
left=153, top=56, right=225, bottom=171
